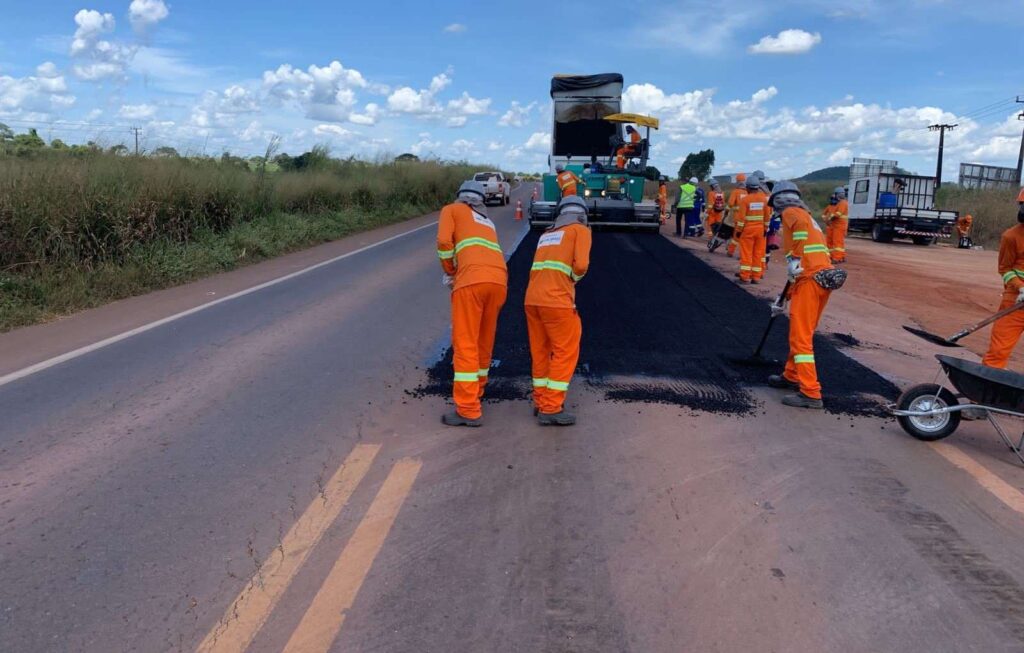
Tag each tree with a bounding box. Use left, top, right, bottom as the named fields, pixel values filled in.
left=13, top=128, right=45, bottom=150
left=0, top=123, right=13, bottom=142
left=152, top=146, right=180, bottom=158
left=50, top=138, right=68, bottom=150
left=109, top=144, right=130, bottom=156
left=642, top=165, right=662, bottom=181
left=677, top=149, right=716, bottom=182
left=395, top=153, right=420, bottom=163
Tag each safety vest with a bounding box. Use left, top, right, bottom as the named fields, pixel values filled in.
left=677, top=183, right=696, bottom=209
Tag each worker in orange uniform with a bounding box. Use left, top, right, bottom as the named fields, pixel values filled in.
left=525, top=195, right=592, bottom=426
left=436, top=180, right=508, bottom=427
left=555, top=164, right=581, bottom=197
left=957, top=213, right=974, bottom=249
left=705, top=178, right=726, bottom=240
left=734, top=174, right=768, bottom=283
left=657, top=177, right=669, bottom=224
left=767, top=181, right=844, bottom=409
left=827, top=187, right=849, bottom=263
left=982, top=190, right=1024, bottom=368
left=725, top=173, right=748, bottom=257
left=615, top=125, right=641, bottom=169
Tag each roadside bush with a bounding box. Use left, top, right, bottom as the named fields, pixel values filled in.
left=937, top=186, right=1020, bottom=249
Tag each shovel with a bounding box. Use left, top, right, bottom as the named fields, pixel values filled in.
left=730, top=280, right=792, bottom=367
left=903, top=302, right=1024, bottom=348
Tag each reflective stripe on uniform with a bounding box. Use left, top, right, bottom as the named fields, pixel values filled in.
left=794, top=354, right=815, bottom=364
left=533, top=377, right=549, bottom=387
left=454, top=372, right=479, bottom=382
left=831, top=247, right=846, bottom=252
left=438, top=249, right=455, bottom=259
left=531, top=260, right=581, bottom=281
left=478, top=368, right=490, bottom=377
left=744, top=216, right=764, bottom=222
left=455, top=237, right=502, bottom=254
left=792, top=231, right=808, bottom=241
left=1002, top=270, right=1024, bottom=284
left=740, top=265, right=753, bottom=271
left=803, top=244, right=830, bottom=255
left=547, top=380, right=570, bottom=392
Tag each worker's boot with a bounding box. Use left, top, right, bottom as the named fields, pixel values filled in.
left=781, top=393, right=824, bottom=410
left=538, top=410, right=576, bottom=426
left=441, top=411, right=482, bottom=427
left=768, top=375, right=800, bottom=390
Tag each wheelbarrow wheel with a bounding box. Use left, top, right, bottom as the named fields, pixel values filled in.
left=896, top=383, right=962, bottom=441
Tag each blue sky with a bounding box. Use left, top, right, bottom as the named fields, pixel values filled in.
left=1, top=0, right=1022, bottom=179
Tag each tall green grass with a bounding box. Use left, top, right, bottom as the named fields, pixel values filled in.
left=0, top=152, right=495, bottom=330
left=937, top=186, right=1021, bottom=248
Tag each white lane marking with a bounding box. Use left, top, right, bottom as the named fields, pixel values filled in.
left=0, top=221, right=439, bottom=389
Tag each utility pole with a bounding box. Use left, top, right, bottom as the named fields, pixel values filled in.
left=130, top=126, right=142, bottom=156
left=928, top=123, right=958, bottom=189
left=1015, top=96, right=1024, bottom=184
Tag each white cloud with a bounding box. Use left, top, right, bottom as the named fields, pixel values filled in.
left=349, top=103, right=381, bottom=125
left=525, top=132, right=551, bottom=152
left=0, top=66, right=75, bottom=115
left=409, top=132, right=441, bottom=156
left=487, top=141, right=503, bottom=151
left=748, top=29, right=822, bottom=55
left=69, top=9, right=137, bottom=81
left=129, top=0, right=170, bottom=32
left=642, top=8, right=759, bottom=55
left=387, top=71, right=491, bottom=127
left=314, top=124, right=355, bottom=139
left=498, top=101, right=536, bottom=127
left=263, top=60, right=370, bottom=124
left=443, top=23, right=467, bottom=33
left=190, top=85, right=260, bottom=129
left=119, top=103, right=157, bottom=120
left=828, top=146, right=852, bottom=164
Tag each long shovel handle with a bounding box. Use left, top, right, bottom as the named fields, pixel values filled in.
left=949, top=301, right=1024, bottom=343
left=752, top=280, right=793, bottom=359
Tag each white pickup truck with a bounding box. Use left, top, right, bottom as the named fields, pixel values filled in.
left=473, top=172, right=511, bottom=206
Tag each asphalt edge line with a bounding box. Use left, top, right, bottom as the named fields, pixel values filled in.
left=0, top=222, right=438, bottom=389
left=282, top=458, right=422, bottom=653
left=194, top=443, right=381, bottom=653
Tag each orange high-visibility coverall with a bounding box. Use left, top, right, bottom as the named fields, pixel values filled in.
left=957, top=213, right=974, bottom=238
left=780, top=206, right=834, bottom=399
left=983, top=224, right=1024, bottom=368
left=437, top=202, right=508, bottom=419
left=735, top=190, right=769, bottom=281
left=726, top=187, right=747, bottom=256
left=615, top=130, right=642, bottom=168
left=524, top=223, right=592, bottom=415
left=828, top=198, right=849, bottom=262
left=706, top=190, right=726, bottom=238
left=556, top=170, right=580, bottom=197
left=658, top=184, right=668, bottom=223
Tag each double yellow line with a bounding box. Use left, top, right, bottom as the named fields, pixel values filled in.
left=196, top=444, right=421, bottom=653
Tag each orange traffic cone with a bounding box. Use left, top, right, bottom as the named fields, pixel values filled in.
left=515, top=200, right=524, bottom=221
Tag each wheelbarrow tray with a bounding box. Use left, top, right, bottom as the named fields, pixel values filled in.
left=937, top=355, right=1024, bottom=413
left=712, top=222, right=734, bottom=240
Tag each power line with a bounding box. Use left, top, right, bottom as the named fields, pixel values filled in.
left=928, top=123, right=958, bottom=188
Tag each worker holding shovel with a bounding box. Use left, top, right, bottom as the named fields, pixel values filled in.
left=982, top=189, right=1024, bottom=368
left=766, top=181, right=847, bottom=409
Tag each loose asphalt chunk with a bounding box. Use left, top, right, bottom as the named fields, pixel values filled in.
left=411, top=231, right=899, bottom=416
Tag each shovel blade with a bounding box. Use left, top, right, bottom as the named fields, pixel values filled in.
left=903, top=325, right=963, bottom=348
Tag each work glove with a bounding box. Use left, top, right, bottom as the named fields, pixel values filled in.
left=770, top=301, right=786, bottom=318
left=1017, top=287, right=1024, bottom=304
left=441, top=274, right=454, bottom=289
left=786, top=257, right=803, bottom=281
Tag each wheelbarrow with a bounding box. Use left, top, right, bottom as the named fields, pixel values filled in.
left=707, top=219, right=734, bottom=253
left=893, top=355, right=1024, bottom=465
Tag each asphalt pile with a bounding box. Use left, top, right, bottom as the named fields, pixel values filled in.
left=413, top=230, right=899, bottom=416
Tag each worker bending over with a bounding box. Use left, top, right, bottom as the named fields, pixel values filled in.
left=616, top=125, right=641, bottom=169
left=825, top=187, right=848, bottom=263
left=525, top=196, right=592, bottom=426
left=705, top=179, right=726, bottom=239
left=982, top=190, right=1024, bottom=368
left=957, top=213, right=974, bottom=249
left=436, top=180, right=508, bottom=427
left=725, top=173, right=748, bottom=257
left=767, top=181, right=845, bottom=409
left=735, top=174, right=768, bottom=283
left=555, top=164, right=581, bottom=197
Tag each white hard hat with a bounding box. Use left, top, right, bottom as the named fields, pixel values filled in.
left=689, top=177, right=698, bottom=184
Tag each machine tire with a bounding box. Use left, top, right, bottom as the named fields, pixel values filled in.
left=896, top=383, right=961, bottom=441
left=871, top=223, right=895, bottom=243
left=913, top=235, right=936, bottom=246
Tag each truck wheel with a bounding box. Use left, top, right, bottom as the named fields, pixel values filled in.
left=913, top=236, right=936, bottom=246
left=871, top=223, right=894, bottom=243
left=895, top=384, right=961, bottom=441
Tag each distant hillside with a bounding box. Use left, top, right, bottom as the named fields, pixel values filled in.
left=796, top=166, right=849, bottom=182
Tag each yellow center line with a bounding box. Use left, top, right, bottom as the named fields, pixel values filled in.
left=195, top=443, right=381, bottom=653
left=930, top=442, right=1024, bottom=515
left=283, top=458, right=422, bottom=653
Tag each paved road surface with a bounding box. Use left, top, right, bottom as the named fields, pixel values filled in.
left=4, top=184, right=1024, bottom=652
